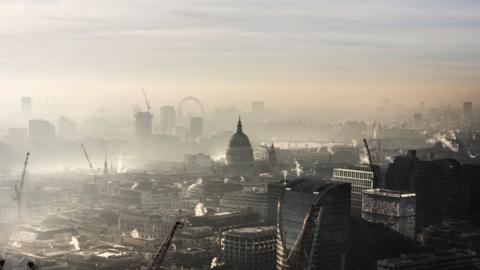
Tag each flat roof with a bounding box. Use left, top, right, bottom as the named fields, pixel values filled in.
left=363, top=189, right=416, bottom=198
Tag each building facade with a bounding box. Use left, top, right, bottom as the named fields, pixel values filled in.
left=362, top=189, right=416, bottom=239
left=220, top=188, right=268, bottom=222
left=160, top=105, right=176, bottom=135
left=223, top=226, right=276, bottom=270
left=276, top=178, right=351, bottom=270
left=135, top=111, right=153, bottom=144
left=332, top=165, right=376, bottom=216
left=376, top=250, right=479, bottom=270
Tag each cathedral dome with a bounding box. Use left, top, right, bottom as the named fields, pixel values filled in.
left=228, top=118, right=253, bottom=149
left=226, top=118, right=255, bottom=167
left=228, top=117, right=252, bottom=149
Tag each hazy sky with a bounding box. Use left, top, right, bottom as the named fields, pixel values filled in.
left=0, top=0, right=479, bottom=113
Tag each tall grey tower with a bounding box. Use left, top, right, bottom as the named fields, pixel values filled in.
left=160, top=105, right=176, bottom=135
left=135, top=111, right=153, bottom=144
left=21, top=96, right=32, bottom=117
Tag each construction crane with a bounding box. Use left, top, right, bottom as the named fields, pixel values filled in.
left=81, top=144, right=97, bottom=181
left=142, top=88, right=151, bottom=112
left=147, top=222, right=184, bottom=270
left=363, top=139, right=378, bottom=184
left=14, top=152, right=30, bottom=219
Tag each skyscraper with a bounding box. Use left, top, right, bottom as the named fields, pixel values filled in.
left=160, top=105, right=176, bottom=135
left=464, top=101, right=473, bottom=121
left=21, top=96, right=32, bottom=117
left=386, top=151, right=466, bottom=231
left=189, top=116, right=203, bottom=142
left=135, top=111, right=153, bottom=144
left=413, top=113, right=422, bottom=129
left=266, top=180, right=286, bottom=226
left=277, top=178, right=351, bottom=270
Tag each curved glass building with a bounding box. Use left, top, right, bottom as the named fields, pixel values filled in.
left=276, top=178, right=351, bottom=270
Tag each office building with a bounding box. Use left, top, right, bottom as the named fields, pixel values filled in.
left=21, top=96, right=32, bottom=117
left=220, top=187, right=268, bottom=222
left=277, top=178, right=351, bottom=270
left=266, top=181, right=287, bottom=226
left=376, top=249, right=479, bottom=270
left=190, top=116, right=204, bottom=142
left=135, top=111, right=153, bottom=143
left=385, top=151, right=478, bottom=231
left=223, top=226, right=276, bottom=270
left=160, top=105, right=176, bottom=135
left=464, top=101, right=473, bottom=121
left=332, top=165, right=377, bottom=216
left=362, top=189, right=416, bottom=239
left=189, top=209, right=261, bottom=231
left=29, top=119, right=56, bottom=143
left=413, top=113, right=422, bottom=129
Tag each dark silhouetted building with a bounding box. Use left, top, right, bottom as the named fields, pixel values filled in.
left=189, top=209, right=261, bottom=231
left=419, top=221, right=480, bottom=255
left=160, top=105, right=176, bottom=135
left=266, top=181, right=287, bottom=226
left=222, top=226, right=276, bottom=270
left=385, top=150, right=480, bottom=231
left=277, top=178, right=351, bottom=270
left=376, top=249, right=479, bottom=270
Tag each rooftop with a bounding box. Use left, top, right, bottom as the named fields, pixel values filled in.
left=363, top=188, right=416, bottom=198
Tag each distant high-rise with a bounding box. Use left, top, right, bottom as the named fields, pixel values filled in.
left=419, top=101, right=426, bottom=110
left=277, top=178, right=351, bottom=270
left=21, top=96, right=32, bottom=117
left=160, top=106, right=176, bottom=135
left=413, top=113, right=422, bottom=129
left=463, top=101, right=473, bottom=121
left=29, top=119, right=56, bottom=143
left=252, top=101, right=266, bottom=114
left=189, top=116, right=203, bottom=142
left=222, top=227, right=276, bottom=270
left=58, top=116, right=76, bottom=140
left=135, top=111, right=153, bottom=143
left=362, top=189, right=416, bottom=239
